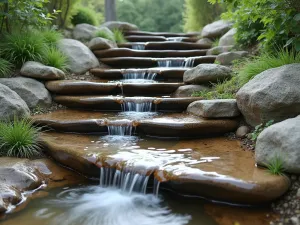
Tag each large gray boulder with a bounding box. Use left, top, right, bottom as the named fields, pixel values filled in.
left=236, top=64, right=300, bottom=126
left=73, top=23, right=102, bottom=41
left=184, top=64, right=232, bottom=84
left=0, top=83, right=30, bottom=120
left=20, top=61, right=65, bottom=80
left=216, top=51, right=248, bottom=65
left=206, top=46, right=234, bottom=55
left=219, top=28, right=236, bottom=46
left=197, top=38, right=213, bottom=47
left=58, top=39, right=100, bottom=74
left=102, top=21, right=138, bottom=32
left=88, top=37, right=117, bottom=51
left=201, top=20, right=233, bottom=39
left=0, top=77, right=52, bottom=109
left=255, top=116, right=300, bottom=174
left=172, top=85, right=209, bottom=97
left=187, top=99, right=240, bottom=118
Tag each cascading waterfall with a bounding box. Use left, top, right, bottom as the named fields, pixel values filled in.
left=167, top=37, right=183, bottom=42
left=132, top=43, right=145, bottom=50
left=184, top=57, right=195, bottom=67
left=100, top=167, right=150, bottom=194
left=157, top=58, right=186, bottom=67
left=123, top=71, right=157, bottom=80
left=122, top=98, right=153, bottom=112
left=106, top=120, right=134, bottom=136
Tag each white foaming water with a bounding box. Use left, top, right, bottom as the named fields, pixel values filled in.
left=132, top=43, right=145, bottom=50
left=107, top=125, right=133, bottom=136
left=123, top=71, right=157, bottom=80
left=118, top=111, right=158, bottom=120
left=167, top=37, right=184, bottom=42
left=157, top=58, right=195, bottom=67
left=37, top=186, right=191, bottom=225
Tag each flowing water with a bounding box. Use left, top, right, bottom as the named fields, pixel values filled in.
left=166, top=37, right=184, bottom=42
left=157, top=58, right=195, bottom=67
left=121, top=97, right=153, bottom=112
left=122, top=71, right=157, bottom=80
left=132, top=43, right=145, bottom=50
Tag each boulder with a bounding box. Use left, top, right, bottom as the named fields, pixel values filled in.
left=0, top=83, right=30, bottom=120
left=236, top=64, right=300, bottom=126
left=201, top=20, right=233, bottom=39
left=184, top=64, right=232, bottom=84
left=255, top=116, right=300, bottom=174
left=95, top=26, right=115, bottom=40
left=172, top=85, right=209, bottom=97
left=58, top=39, right=100, bottom=74
left=0, top=77, right=52, bottom=109
left=20, top=61, right=65, bottom=80
left=206, top=46, right=234, bottom=55
left=197, top=38, right=213, bottom=47
left=73, top=23, right=101, bottom=40
left=216, top=51, right=248, bottom=65
left=187, top=99, right=240, bottom=118
left=89, top=37, right=117, bottom=51
left=101, top=21, right=138, bottom=31
left=236, top=126, right=250, bottom=138
left=219, top=28, right=236, bottom=46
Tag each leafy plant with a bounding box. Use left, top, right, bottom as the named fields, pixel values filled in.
left=0, top=58, right=13, bottom=78
left=212, top=38, right=220, bottom=47
left=238, top=49, right=300, bottom=84
left=71, top=7, right=98, bottom=26
left=42, top=47, right=69, bottom=71
left=95, top=30, right=115, bottom=41
left=40, top=29, right=63, bottom=46
left=0, top=118, right=43, bottom=158
left=251, top=120, right=274, bottom=141
left=265, top=155, right=286, bottom=176
left=1, top=31, right=47, bottom=67
left=113, top=29, right=126, bottom=44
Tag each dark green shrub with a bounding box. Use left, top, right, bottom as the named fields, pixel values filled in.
left=71, top=7, right=98, bottom=26
left=0, top=118, right=42, bottom=158
left=0, top=58, right=13, bottom=78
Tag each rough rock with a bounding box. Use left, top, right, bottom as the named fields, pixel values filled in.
left=206, top=46, right=234, bottom=55
left=0, top=77, right=52, bottom=109
left=0, top=83, right=30, bottom=120
left=236, top=126, right=250, bottom=138
left=201, top=20, right=233, bottom=39
left=197, top=38, right=213, bottom=47
left=89, top=37, right=117, bottom=51
left=236, top=64, right=300, bottom=126
left=256, top=116, right=300, bottom=174
left=101, top=21, right=138, bottom=31
left=183, top=64, right=232, bottom=84
left=172, top=85, right=209, bottom=97
left=20, top=61, right=65, bottom=80
left=73, top=23, right=101, bottom=40
left=187, top=99, right=240, bottom=118
left=58, top=39, right=100, bottom=74
left=216, top=51, right=248, bottom=65
left=219, top=28, right=236, bottom=46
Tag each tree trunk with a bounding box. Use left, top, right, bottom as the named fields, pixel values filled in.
left=105, top=0, right=116, bottom=22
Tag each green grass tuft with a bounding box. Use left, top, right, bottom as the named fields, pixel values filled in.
left=40, top=29, right=63, bottom=46
left=42, top=47, right=69, bottom=71
left=238, top=48, right=300, bottom=84
left=95, top=30, right=115, bottom=41
left=71, top=7, right=98, bottom=26
left=113, top=29, right=127, bottom=44
left=265, top=155, right=286, bottom=176
left=0, top=118, right=43, bottom=158
left=0, top=58, right=13, bottom=78
left=1, top=31, right=47, bottom=68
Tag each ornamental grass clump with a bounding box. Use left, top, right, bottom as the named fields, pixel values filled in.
left=0, top=118, right=43, bottom=158
left=0, top=58, right=13, bottom=78
left=113, top=29, right=127, bottom=44
left=42, top=47, right=69, bottom=71
left=265, top=155, right=286, bottom=176
left=40, top=29, right=63, bottom=46
left=95, top=30, right=115, bottom=41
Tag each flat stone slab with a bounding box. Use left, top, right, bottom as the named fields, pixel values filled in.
left=123, top=31, right=200, bottom=37
left=32, top=110, right=236, bottom=136
left=45, top=80, right=182, bottom=96
left=90, top=67, right=190, bottom=80
left=40, top=132, right=290, bottom=204
left=145, top=42, right=211, bottom=50
left=93, top=48, right=207, bottom=58
left=124, top=36, right=198, bottom=42
left=100, top=56, right=216, bottom=68
left=46, top=96, right=202, bottom=112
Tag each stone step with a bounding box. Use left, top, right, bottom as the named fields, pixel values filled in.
left=123, top=30, right=200, bottom=38
left=50, top=96, right=202, bottom=111
left=40, top=131, right=290, bottom=204
left=45, top=80, right=183, bottom=96
left=93, top=48, right=207, bottom=58
left=33, top=110, right=238, bottom=136
left=125, top=35, right=198, bottom=42
left=90, top=67, right=189, bottom=80
left=118, top=42, right=210, bottom=50
left=99, top=56, right=216, bottom=68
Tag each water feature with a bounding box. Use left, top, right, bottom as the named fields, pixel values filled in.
left=132, top=43, right=145, bottom=50
left=157, top=58, right=195, bottom=67
left=167, top=37, right=184, bottom=42
left=121, top=97, right=153, bottom=112
left=107, top=120, right=134, bottom=136
left=122, top=71, right=157, bottom=81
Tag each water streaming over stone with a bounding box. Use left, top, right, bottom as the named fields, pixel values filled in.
left=157, top=58, right=195, bottom=67
left=167, top=37, right=184, bottom=42
left=132, top=43, right=145, bottom=50
left=107, top=120, right=134, bottom=136
left=121, top=97, right=153, bottom=112
left=123, top=71, right=157, bottom=80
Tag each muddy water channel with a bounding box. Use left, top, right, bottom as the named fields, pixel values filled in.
left=1, top=135, right=278, bottom=225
